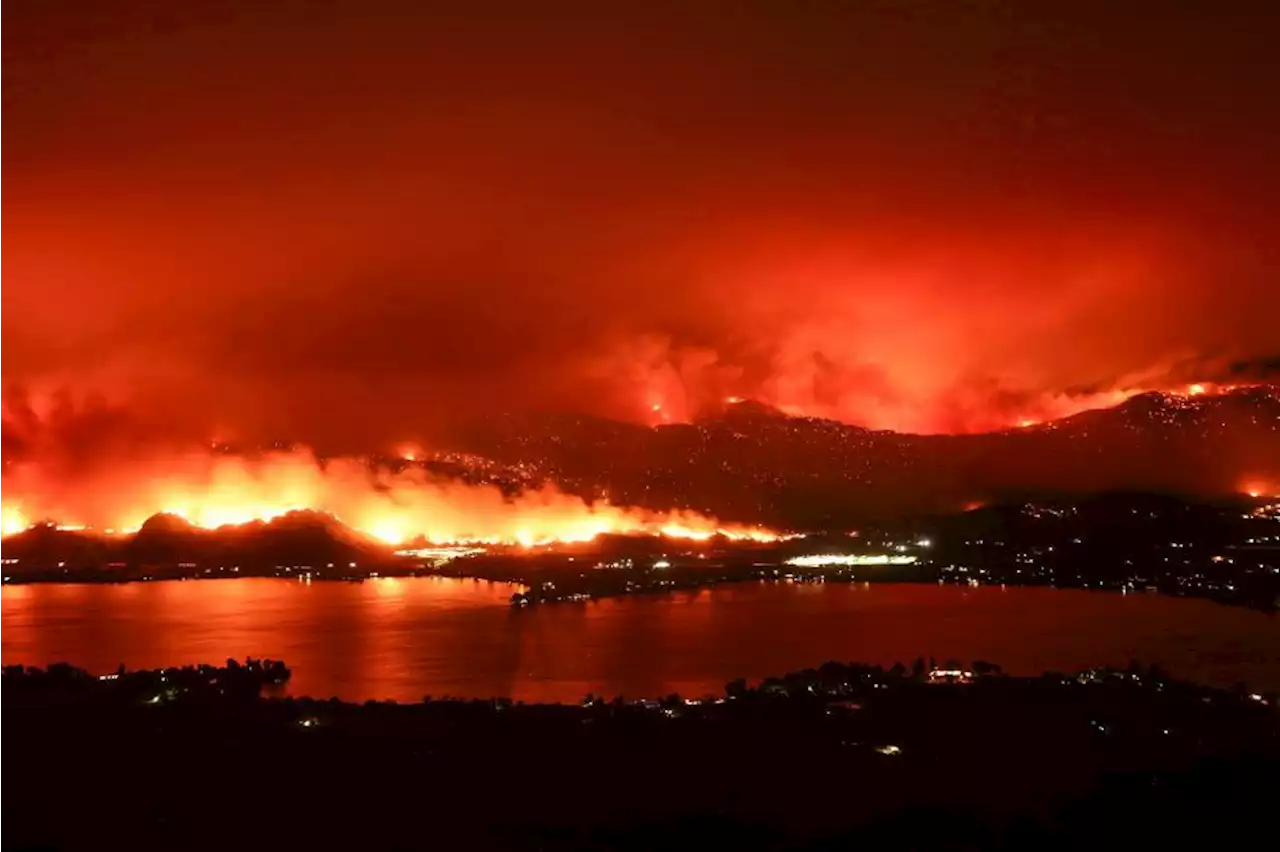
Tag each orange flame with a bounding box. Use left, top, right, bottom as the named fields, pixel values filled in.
left=0, top=449, right=778, bottom=546
left=1, top=506, right=30, bottom=538
left=1240, top=480, right=1276, bottom=499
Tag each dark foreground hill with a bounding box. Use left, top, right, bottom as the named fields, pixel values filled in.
left=5, top=658, right=1277, bottom=851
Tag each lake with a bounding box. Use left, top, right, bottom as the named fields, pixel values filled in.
left=3, top=578, right=1277, bottom=702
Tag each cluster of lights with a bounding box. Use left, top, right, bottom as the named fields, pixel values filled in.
left=1249, top=503, right=1280, bottom=521
left=928, top=668, right=973, bottom=683
left=392, top=546, right=486, bottom=564
left=784, top=553, right=919, bottom=568
left=1003, top=381, right=1245, bottom=432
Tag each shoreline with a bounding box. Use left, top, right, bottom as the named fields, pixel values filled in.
left=7, top=654, right=1276, bottom=709
left=3, top=564, right=1275, bottom=613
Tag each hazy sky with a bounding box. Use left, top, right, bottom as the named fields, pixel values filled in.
left=5, top=1, right=1278, bottom=447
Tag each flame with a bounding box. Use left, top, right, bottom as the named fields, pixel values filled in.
left=1013, top=384, right=1250, bottom=430
left=1240, top=480, right=1276, bottom=499
left=1, top=506, right=29, bottom=537
left=368, top=519, right=409, bottom=545
left=0, top=448, right=779, bottom=546
left=997, top=382, right=1248, bottom=434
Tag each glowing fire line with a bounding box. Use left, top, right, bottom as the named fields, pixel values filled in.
left=0, top=506, right=779, bottom=547
left=0, top=451, right=780, bottom=546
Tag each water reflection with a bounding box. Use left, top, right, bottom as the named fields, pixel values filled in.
left=3, top=579, right=1277, bottom=702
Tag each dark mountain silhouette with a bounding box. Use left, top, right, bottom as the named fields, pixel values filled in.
left=2, top=387, right=1276, bottom=571
left=2, top=511, right=395, bottom=579
left=125, top=509, right=383, bottom=567
left=0, top=523, right=114, bottom=569
left=445, top=385, right=1279, bottom=526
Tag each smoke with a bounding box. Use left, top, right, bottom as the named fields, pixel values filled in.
left=5, top=1, right=1279, bottom=441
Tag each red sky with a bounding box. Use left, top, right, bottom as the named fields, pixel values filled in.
left=5, top=1, right=1279, bottom=448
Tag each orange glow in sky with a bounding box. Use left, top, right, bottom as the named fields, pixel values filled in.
left=4, top=2, right=1279, bottom=450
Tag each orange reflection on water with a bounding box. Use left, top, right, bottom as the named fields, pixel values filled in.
left=4, top=579, right=1280, bottom=702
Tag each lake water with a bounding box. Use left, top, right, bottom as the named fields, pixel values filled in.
left=3, top=578, right=1277, bottom=702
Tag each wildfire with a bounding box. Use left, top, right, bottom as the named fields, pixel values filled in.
left=999, top=381, right=1249, bottom=434
left=0, top=449, right=779, bottom=547
left=1241, top=480, right=1277, bottom=500
left=635, top=374, right=1259, bottom=435
left=1, top=506, right=30, bottom=538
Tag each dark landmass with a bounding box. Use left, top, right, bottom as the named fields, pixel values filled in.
left=4, top=386, right=1277, bottom=532
left=5, top=658, right=1277, bottom=850
left=473, top=492, right=1280, bottom=611
left=0, top=509, right=404, bottom=582
left=435, top=385, right=1280, bottom=525
left=6, top=492, right=1274, bottom=611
